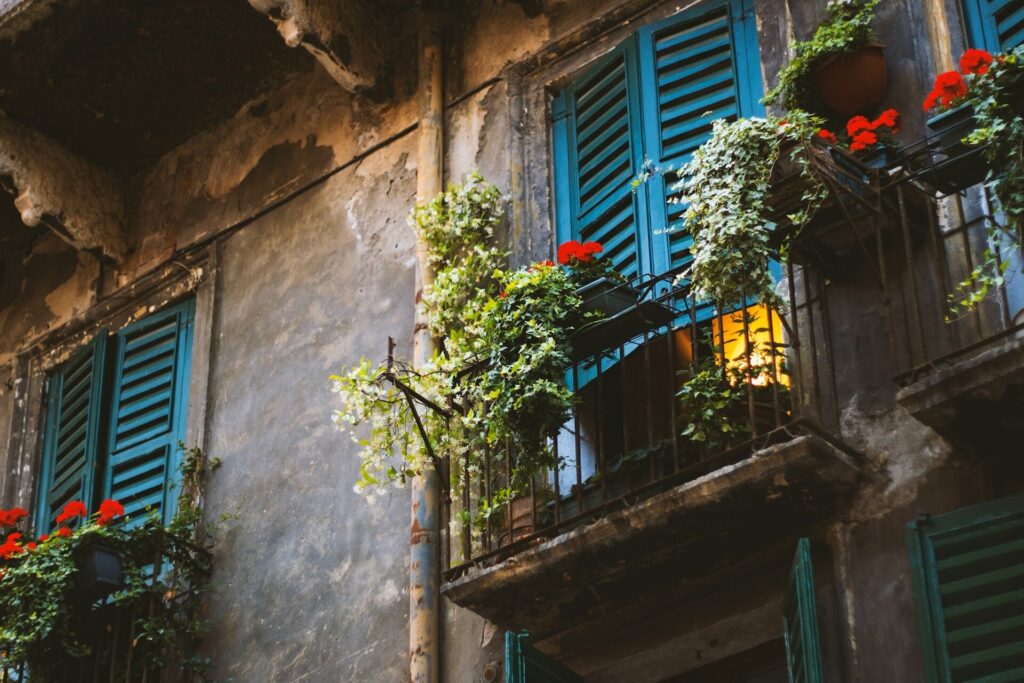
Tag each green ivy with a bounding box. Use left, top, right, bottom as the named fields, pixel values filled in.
left=676, top=111, right=828, bottom=307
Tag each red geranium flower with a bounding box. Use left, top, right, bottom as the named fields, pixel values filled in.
left=924, top=71, right=968, bottom=111
left=55, top=527, right=72, bottom=538
left=0, top=533, right=22, bottom=559
left=557, top=240, right=583, bottom=265
left=850, top=130, right=879, bottom=153
left=537, top=260, right=555, bottom=268
left=498, top=290, right=508, bottom=299
left=846, top=115, right=872, bottom=137
left=96, top=499, right=125, bottom=526
left=38, top=534, right=49, bottom=542
left=871, top=108, right=901, bottom=132
left=960, top=49, right=993, bottom=75
left=816, top=129, right=838, bottom=145
left=25, top=542, right=36, bottom=552
left=55, top=500, right=87, bottom=525
left=0, top=507, right=28, bottom=527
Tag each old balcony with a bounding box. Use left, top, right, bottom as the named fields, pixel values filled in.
left=883, top=166, right=1024, bottom=455
left=439, top=244, right=865, bottom=639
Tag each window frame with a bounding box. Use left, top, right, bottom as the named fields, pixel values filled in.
left=33, top=297, right=197, bottom=531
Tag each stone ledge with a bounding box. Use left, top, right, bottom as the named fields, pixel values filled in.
left=441, top=434, right=860, bottom=636
left=896, top=335, right=1024, bottom=450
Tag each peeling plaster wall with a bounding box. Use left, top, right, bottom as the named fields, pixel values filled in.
left=0, top=232, right=98, bottom=366
left=201, top=137, right=418, bottom=682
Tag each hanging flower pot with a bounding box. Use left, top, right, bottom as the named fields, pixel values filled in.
left=73, top=539, right=124, bottom=605
left=812, top=44, right=888, bottom=117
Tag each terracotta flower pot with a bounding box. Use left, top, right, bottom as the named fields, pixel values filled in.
left=812, top=44, right=887, bottom=117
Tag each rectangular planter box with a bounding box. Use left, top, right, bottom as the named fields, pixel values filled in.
left=74, top=540, right=124, bottom=605
left=575, top=277, right=639, bottom=317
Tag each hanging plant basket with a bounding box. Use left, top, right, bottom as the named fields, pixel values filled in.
left=812, top=44, right=888, bottom=117
left=904, top=104, right=988, bottom=195
left=73, top=539, right=124, bottom=605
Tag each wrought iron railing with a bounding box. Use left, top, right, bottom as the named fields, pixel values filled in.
left=881, top=164, right=1024, bottom=384
left=441, top=261, right=858, bottom=579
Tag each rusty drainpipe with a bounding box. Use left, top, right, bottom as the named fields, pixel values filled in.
left=410, top=10, right=443, bottom=683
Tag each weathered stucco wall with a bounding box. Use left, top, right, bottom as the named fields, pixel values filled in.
left=201, top=133, right=418, bottom=681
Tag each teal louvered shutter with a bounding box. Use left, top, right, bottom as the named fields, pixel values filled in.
left=906, top=493, right=1024, bottom=682
left=35, top=334, right=108, bottom=531
left=783, top=538, right=825, bottom=683
left=104, top=299, right=195, bottom=526
left=505, top=632, right=583, bottom=683
left=553, top=40, right=650, bottom=281
left=637, top=0, right=764, bottom=285
left=962, top=0, right=1024, bottom=51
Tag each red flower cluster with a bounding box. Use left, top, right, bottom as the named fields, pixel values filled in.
left=923, top=71, right=967, bottom=111
left=55, top=500, right=87, bottom=525
left=0, top=532, right=24, bottom=559
left=0, top=507, right=28, bottom=527
left=960, top=49, right=994, bottom=76
left=557, top=240, right=603, bottom=265
left=818, top=109, right=902, bottom=154
left=97, top=499, right=125, bottom=526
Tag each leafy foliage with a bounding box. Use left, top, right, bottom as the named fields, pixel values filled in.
left=332, top=174, right=599, bottom=531
left=942, top=47, right=1024, bottom=316
left=0, top=444, right=218, bottom=680
left=675, top=111, right=828, bottom=306
left=763, top=0, right=882, bottom=112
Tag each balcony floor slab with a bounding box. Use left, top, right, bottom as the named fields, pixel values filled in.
left=441, top=434, right=861, bottom=637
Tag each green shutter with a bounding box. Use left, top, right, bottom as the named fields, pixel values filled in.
left=783, top=538, right=825, bottom=683
left=505, top=632, right=583, bottom=683
left=552, top=40, right=649, bottom=281
left=962, top=0, right=1024, bottom=51
left=637, top=0, right=763, bottom=279
left=906, top=493, right=1024, bottom=683
left=35, top=334, right=108, bottom=531
left=103, top=299, right=195, bottom=526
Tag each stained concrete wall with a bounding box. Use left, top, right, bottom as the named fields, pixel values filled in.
left=0, top=0, right=1016, bottom=681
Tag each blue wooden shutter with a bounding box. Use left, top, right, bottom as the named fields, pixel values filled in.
left=505, top=631, right=583, bottom=683
left=783, top=538, right=825, bottom=683
left=906, top=493, right=1024, bottom=682
left=962, top=0, right=1024, bottom=51
left=35, top=334, right=108, bottom=531
left=552, top=40, right=650, bottom=281
left=637, top=0, right=763, bottom=281
left=103, top=299, right=195, bottom=526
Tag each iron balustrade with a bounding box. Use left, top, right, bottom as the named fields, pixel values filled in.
left=441, top=262, right=854, bottom=580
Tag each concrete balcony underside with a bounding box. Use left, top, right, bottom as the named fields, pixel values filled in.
left=897, top=335, right=1024, bottom=453
left=441, top=435, right=861, bottom=638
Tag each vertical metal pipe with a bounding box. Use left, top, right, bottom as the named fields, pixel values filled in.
left=410, top=12, right=443, bottom=683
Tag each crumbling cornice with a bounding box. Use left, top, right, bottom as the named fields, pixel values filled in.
left=0, top=114, right=126, bottom=262
left=248, top=0, right=380, bottom=93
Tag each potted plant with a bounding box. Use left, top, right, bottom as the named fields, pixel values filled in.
left=914, top=46, right=1024, bottom=315
left=764, top=0, right=885, bottom=116
left=559, top=240, right=637, bottom=316
left=72, top=537, right=124, bottom=605
left=914, top=48, right=1024, bottom=195
left=817, top=108, right=902, bottom=171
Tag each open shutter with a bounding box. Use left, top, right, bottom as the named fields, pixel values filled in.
left=552, top=40, right=649, bottom=281
left=783, top=538, right=825, bottom=683
left=633, top=0, right=762, bottom=307
left=36, top=334, right=108, bottom=531
left=505, top=632, right=583, bottom=683
left=906, top=493, right=1024, bottom=682
left=104, top=299, right=195, bottom=526
left=962, top=0, right=1024, bottom=52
